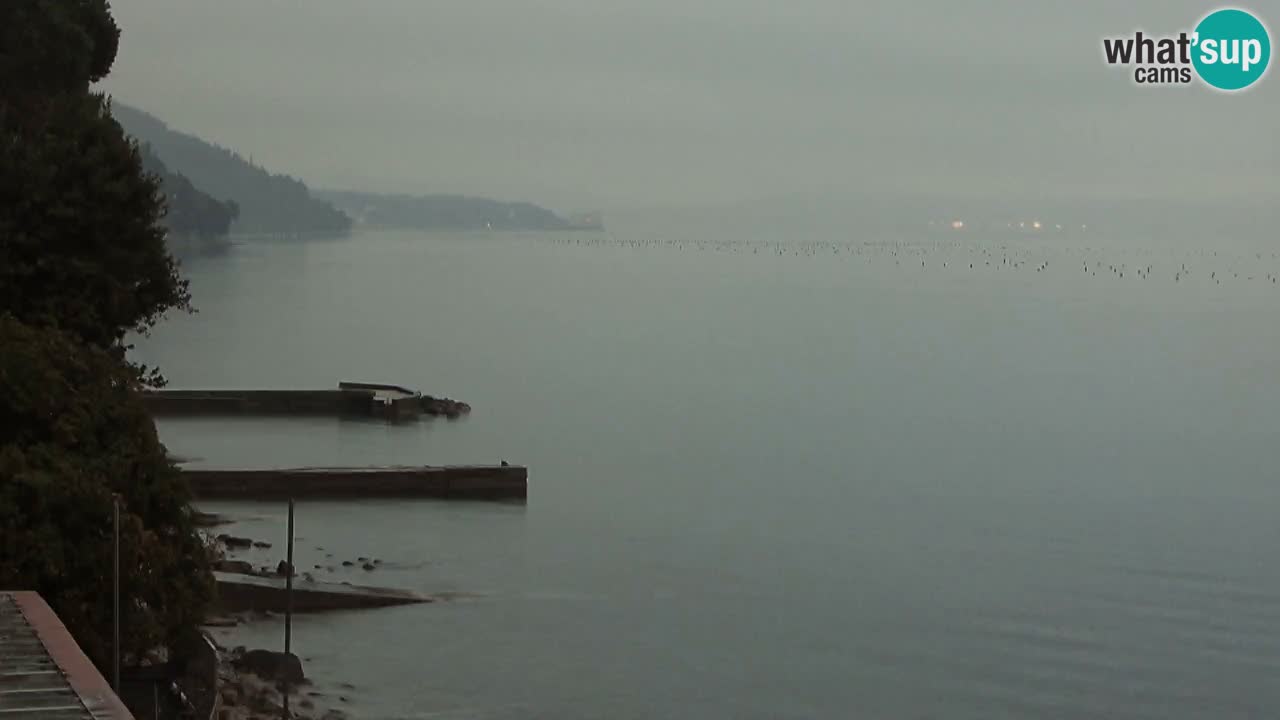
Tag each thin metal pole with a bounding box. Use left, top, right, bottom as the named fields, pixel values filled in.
left=283, top=499, right=295, bottom=719
left=113, top=495, right=121, bottom=693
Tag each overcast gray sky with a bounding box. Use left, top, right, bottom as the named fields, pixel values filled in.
left=100, top=0, right=1277, bottom=215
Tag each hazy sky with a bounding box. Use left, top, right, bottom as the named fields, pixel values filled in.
left=100, top=0, right=1277, bottom=214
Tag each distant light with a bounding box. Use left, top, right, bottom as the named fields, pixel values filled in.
left=1055, top=224, right=1063, bottom=230
left=1019, top=221, right=1026, bottom=229
left=951, top=220, right=965, bottom=230
left=1032, top=220, right=1043, bottom=230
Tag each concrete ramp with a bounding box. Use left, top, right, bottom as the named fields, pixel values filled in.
left=212, top=573, right=431, bottom=613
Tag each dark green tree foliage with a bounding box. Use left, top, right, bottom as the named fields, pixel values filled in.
left=0, top=0, right=213, bottom=671
left=0, top=0, right=118, bottom=94
left=0, top=316, right=213, bottom=667
left=0, top=93, right=191, bottom=348
left=139, top=144, right=239, bottom=239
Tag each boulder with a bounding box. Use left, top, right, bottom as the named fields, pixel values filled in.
left=217, top=534, right=254, bottom=550
left=194, top=511, right=232, bottom=528
left=214, top=560, right=255, bottom=574
left=232, top=649, right=305, bottom=684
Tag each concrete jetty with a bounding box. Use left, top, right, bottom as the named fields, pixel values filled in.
left=143, top=381, right=441, bottom=421
left=213, top=572, right=430, bottom=613
left=184, top=465, right=527, bottom=500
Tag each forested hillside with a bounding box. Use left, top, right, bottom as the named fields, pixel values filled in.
left=319, top=190, right=580, bottom=231
left=113, top=103, right=351, bottom=235
left=138, top=143, right=238, bottom=238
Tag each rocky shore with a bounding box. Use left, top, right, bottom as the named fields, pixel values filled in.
left=419, top=394, right=471, bottom=418
left=203, top=531, right=406, bottom=718
left=213, top=533, right=389, bottom=582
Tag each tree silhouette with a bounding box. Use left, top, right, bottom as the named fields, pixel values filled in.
left=0, top=0, right=212, bottom=676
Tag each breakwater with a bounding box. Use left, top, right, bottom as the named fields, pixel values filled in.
left=185, top=465, right=527, bottom=500
left=143, top=382, right=468, bottom=421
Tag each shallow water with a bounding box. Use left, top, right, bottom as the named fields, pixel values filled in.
left=138, top=227, right=1280, bottom=719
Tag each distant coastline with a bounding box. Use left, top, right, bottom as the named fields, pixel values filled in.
left=113, top=103, right=352, bottom=237
left=114, top=102, right=603, bottom=240
left=318, top=190, right=602, bottom=233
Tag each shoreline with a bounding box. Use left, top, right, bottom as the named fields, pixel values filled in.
left=207, top=630, right=351, bottom=720
left=200, top=518, right=429, bottom=719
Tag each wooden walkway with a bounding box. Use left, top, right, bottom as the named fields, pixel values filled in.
left=0, top=592, right=135, bottom=720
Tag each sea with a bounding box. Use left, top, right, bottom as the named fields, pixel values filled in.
left=135, top=224, right=1280, bottom=719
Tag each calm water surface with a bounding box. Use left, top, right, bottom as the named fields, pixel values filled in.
left=136, top=228, right=1280, bottom=719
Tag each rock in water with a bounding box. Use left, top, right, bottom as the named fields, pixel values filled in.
left=213, top=559, right=255, bottom=574
left=232, top=649, right=306, bottom=684
left=193, top=511, right=231, bottom=527
left=216, top=534, right=254, bottom=549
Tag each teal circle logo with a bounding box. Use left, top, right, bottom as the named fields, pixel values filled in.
left=1192, top=8, right=1271, bottom=90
